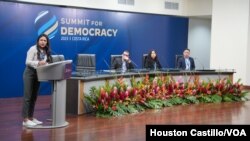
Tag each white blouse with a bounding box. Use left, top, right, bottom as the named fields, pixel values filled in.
left=25, top=45, right=48, bottom=68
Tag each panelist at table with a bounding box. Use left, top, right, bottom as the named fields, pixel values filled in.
left=177, top=48, right=195, bottom=70
left=112, top=50, right=134, bottom=72
left=144, top=50, right=162, bottom=70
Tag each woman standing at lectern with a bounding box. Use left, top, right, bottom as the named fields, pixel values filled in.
left=22, top=34, right=52, bottom=127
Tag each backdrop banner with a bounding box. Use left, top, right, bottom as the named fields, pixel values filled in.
left=0, top=1, right=188, bottom=97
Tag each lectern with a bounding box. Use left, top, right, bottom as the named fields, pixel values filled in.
left=29, top=60, right=72, bottom=128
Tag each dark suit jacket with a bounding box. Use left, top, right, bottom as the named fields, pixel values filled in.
left=112, top=57, right=134, bottom=71
left=177, top=57, right=195, bottom=70
left=144, top=57, right=162, bottom=70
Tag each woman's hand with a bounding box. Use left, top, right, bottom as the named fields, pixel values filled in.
left=38, top=60, right=47, bottom=66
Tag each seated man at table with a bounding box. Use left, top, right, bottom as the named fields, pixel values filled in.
left=112, top=50, right=134, bottom=72
left=177, top=48, right=195, bottom=70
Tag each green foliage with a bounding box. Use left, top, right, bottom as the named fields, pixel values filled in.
left=85, top=87, right=99, bottom=105
left=232, top=96, right=242, bottom=102
left=96, top=108, right=121, bottom=118
left=134, top=104, right=145, bottom=112
left=130, top=77, right=136, bottom=88
left=222, top=94, right=234, bottom=102
left=144, top=100, right=163, bottom=109
left=162, top=100, right=173, bottom=107
left=104, top=80, right=112, bottom=93
left=240, top=91, right=249, bottom=100
left=85, top=76, right=249, bottom=117
left=89, top=87, right=99, bottom=100
left=169, top=97, right=185, bottom=105
left=116, top=104, right=127, bottom=115
left=85, top=95, right=96, bottom=105
left=237, top=79, right=242, bottom=83
left=199, top=95, right=212, bottom=103
left=184, top=95, right=199, bottom=104
left=127, top=105, right=139, bottom=113
left=211, top=94, right=222, bottom=103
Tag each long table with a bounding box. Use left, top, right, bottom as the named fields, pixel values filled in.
left=66, top=69, right=234, bottom=115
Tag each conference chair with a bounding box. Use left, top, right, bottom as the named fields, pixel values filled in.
left=175, top=55, right=183, bottom=68
left=51, top=55, right=65, bottom=63
left=76, top=54, right=96, bottom=74
left=142, top=54, right=148, bottom=69
left=110, top=55, right=122, bottom=69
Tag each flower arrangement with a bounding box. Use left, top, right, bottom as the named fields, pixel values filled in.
left=84, top=74, right=248, bottom=117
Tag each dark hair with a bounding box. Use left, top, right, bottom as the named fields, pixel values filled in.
left=36, top=34, right=52, bottom=63
left=148, top=50, right=158, bottom=60
left=184, top=48, right=190, bottom=52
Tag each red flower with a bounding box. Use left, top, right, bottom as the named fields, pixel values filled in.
left=110, top=91, right=115, bottom=99
left=179, top=83, right=184, bottom=90
left=100, top=88, right=106, bottom=99
left=229, top=89, right=234, bottom=93
left=168, top=84, right=173, bottom=93
left=112, top=105, right=117, bottom=111
left=104, top=104, right=108, bottom=110
left=124, top=90, right=129, bottom=98
left=192, top=89, right=197, bottom=95
left=131, top=89, right=137, bottom=97
left=174, top=82, right=179, bottom=89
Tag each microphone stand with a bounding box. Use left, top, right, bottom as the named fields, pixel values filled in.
left=129, top=59, right=144, bottom=79
left=103, top=59, right=112, bottom=73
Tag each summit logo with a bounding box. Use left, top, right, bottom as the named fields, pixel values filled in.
left=34, top=10, right=58, bottom=39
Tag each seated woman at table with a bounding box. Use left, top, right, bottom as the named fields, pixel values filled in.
left=144, top=50, right=162, bottom=70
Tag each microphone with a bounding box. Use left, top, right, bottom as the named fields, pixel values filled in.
left=103, top=59, right=111, bottom=70
left=102, top=58, right=118, bottom=74
left=130, top=59, right=138, bottom=68
left=194, top=57, right=205, bottom=70
left=129, top=59, right=144, bottom=77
